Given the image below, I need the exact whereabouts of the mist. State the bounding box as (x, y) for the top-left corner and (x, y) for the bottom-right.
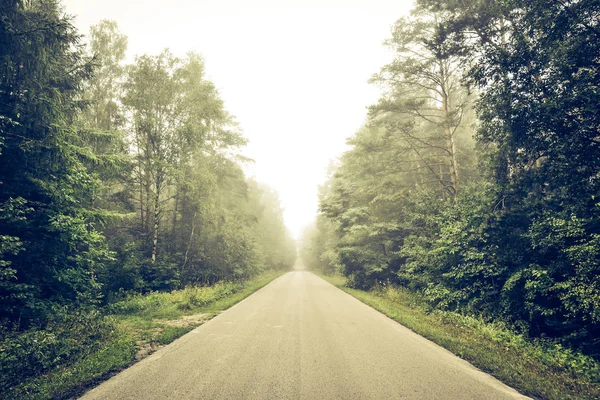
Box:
(64, 0), (413, 238)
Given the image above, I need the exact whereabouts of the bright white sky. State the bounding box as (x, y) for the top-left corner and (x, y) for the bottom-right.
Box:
(63, 0), (413, 239)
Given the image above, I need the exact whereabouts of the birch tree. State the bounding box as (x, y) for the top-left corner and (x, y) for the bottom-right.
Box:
(370, 8), (472, 198)
(123, 50), (179, 263)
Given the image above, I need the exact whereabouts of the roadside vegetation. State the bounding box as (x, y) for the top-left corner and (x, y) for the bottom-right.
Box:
(0, 271), (284, 400)
(0, 2), (295, 399)
(320, 274), (600, 400)
(301, 1), (600, 397)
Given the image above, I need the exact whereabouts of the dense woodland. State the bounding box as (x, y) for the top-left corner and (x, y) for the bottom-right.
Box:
(2, 0), (600, 397)
(0, 1), (295, 334)
(301, 0), (600, 358)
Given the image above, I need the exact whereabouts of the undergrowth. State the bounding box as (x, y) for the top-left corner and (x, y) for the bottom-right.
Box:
(108, 281), (245, 317)
(0, 270), (285, 400)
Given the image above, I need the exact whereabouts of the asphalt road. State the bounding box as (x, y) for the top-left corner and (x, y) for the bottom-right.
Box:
(81, 271), (529, 399)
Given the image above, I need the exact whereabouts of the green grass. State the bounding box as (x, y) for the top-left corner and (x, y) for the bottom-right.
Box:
(111, 271), (285, 348)
(7, 328), (136, 400)
(3, 270), (286, 400)
(318, 273), (600, 400)
(155, 325), (196, 345)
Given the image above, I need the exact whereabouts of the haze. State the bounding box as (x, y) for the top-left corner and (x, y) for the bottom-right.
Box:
(63, 0), (413, 238)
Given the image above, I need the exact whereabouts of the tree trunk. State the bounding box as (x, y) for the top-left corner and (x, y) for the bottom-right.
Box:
(440, 163), (447, 201)
(440, 61), (459, 197)
(172, 187), (179, 238)
(152, 191), (160, 264)
(139, 163), (145, 230)
(145, 177), (152, 231)
(182, 211), (197, 272)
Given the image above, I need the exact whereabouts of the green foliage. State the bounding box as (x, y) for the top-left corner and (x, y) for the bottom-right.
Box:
(84, 19), (128, 131)
(7, 329), (134, 400)
(307, 0), (600, 363)
(420, 0), (600, 352)
(115, 45), (295, 288)
(0, 310), (135, 400)
(107, 282), (244, 316)
(154, 326), (192, 345)
(0, 6), (295, 399)
(0, 271), (282, 400)
(0, 0), (113, 328)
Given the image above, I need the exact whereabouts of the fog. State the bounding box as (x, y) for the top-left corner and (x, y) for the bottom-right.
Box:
(63, 0), (413, 238)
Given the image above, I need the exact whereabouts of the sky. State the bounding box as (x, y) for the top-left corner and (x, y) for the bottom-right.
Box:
(62, 0), (414, 239)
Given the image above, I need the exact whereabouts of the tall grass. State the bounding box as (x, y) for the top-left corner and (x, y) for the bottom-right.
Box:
(108, 281), (244, 317)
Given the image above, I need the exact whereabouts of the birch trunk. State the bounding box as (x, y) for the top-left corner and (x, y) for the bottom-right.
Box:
(151, 191), (160, 264)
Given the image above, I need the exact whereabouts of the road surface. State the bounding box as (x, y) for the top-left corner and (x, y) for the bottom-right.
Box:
(81, 271), (529, 399)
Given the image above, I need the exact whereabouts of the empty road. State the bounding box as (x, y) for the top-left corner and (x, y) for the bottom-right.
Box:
(81, 271), (528, 399)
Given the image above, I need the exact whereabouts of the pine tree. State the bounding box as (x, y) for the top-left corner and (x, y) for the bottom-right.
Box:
(0, 0), (111, 328)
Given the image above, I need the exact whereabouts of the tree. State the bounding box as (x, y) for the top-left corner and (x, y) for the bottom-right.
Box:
(83, 19), (128, 131)
(369, 8), (475, 199)
(314, 10), (480, 287)
(0, 0), (111, 327)
(418, 0), (600, 351)
(122, 50), (180, 264)
(249, 181), (296, 271)
(78, 20), (132, 216)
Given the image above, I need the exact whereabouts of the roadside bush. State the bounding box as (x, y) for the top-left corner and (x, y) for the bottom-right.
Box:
(0, 310), (130, 397)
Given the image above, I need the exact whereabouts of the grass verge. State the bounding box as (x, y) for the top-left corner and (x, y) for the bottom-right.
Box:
(112, 270), (286, 351)
(3, 270), (286, 400)
(318, 273), (600, 400)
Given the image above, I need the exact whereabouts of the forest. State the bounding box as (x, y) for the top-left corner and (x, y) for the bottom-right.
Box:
(0, 1), (295, 397)
(301, 0), (600, 360)
(2, 0), (600, 398)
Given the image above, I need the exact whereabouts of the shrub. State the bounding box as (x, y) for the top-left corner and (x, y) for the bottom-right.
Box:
(0, 310), (130, 397)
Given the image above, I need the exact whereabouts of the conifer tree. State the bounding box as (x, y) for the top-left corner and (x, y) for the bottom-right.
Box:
(0, 0), (111, 327)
